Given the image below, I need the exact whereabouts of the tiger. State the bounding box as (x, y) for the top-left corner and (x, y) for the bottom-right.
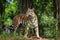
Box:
(24, 8), (40, 37)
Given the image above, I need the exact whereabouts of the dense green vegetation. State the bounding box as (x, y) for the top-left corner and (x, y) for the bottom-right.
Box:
(0, 0), (57, 39)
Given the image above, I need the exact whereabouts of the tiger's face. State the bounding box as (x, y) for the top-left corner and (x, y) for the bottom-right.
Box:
(26, 8), (35, 17)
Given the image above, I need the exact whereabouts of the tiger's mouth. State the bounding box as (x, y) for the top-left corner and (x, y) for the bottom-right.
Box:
(26, 14), (31, 17)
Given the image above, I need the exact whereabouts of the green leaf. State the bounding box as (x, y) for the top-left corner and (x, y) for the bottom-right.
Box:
(5, 18), (12, 26)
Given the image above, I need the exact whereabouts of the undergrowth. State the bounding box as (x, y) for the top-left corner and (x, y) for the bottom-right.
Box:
(0, 32), (37, 40)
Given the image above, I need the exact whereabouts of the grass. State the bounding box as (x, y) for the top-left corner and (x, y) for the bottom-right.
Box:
(0, 32), (24, 40)
(0, 32), (38, 40)
(0, 31), (55, 40)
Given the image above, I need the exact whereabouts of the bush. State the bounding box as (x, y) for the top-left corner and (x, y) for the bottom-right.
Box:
(1, 0), (19, 26)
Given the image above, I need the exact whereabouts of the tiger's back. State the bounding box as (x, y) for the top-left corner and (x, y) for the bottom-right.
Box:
(13, 13), (32, 29)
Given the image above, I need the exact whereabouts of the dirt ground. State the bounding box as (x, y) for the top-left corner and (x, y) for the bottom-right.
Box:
(26, 36), (55, 40)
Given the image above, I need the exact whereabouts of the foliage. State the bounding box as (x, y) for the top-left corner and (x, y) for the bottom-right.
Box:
(33, 0), (57, 38)
(4, 18), (12, 26)
(0, 32), (26, 40)
(5, 0), (18, 15)
(40, 14), (57, 37)
(1, 0), (19, 26)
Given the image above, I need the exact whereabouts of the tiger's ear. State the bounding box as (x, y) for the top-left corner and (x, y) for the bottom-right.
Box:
(32, 8), (34, 10)
(28, 8), (30, 10)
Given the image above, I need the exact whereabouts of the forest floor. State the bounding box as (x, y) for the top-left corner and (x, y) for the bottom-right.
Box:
(0, 35), (55, 40)
(0, 31), (55, 40)
(26, 36), (55, 40)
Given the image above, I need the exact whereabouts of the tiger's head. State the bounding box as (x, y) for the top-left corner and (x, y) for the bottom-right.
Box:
(26, 8), (35, 17)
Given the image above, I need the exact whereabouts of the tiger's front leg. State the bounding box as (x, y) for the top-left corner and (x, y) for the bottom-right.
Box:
(24, 27), (29, 38)
(35, 26), (39, 37)
(34, 21), (40, 37)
